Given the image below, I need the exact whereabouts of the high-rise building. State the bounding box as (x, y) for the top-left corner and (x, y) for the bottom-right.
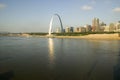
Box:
(92, 18), (100, 32)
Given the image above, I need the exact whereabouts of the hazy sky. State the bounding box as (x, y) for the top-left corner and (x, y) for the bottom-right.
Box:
(0, 0), (120, 32)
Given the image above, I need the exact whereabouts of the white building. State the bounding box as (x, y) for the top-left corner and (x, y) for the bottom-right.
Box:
(114, 22), (120, 32)
(65, 27), (70, 33)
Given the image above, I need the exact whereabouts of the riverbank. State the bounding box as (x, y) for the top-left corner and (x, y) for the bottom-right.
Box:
(1, 33), (120, 40)
(32, 33), (120, 40)
(46, 33), (120, 40)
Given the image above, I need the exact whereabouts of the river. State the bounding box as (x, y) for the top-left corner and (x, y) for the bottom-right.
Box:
(0, 36), (120, 80)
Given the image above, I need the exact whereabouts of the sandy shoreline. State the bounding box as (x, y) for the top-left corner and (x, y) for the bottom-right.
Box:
(2, 33), (120, 40)
(28, 33), (120, 40)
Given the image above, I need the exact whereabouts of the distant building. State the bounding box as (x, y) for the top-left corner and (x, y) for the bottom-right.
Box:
(65, 27), (70, 33)
(56, 27), (61, 33)
(92, 18), (100, 32)
(109, 23), (115, 32)
(74, 27), (86, 32)
(70, 27), (74, 32)
(99, 26), (105, 32)
(100, 22), (106, 26)
(104, 21), (120, 32)
(85, 24), (92, 32)
(75, 27), (80, 32)
(104, 26), (109, 32)
(99, 22), (106, 32)
(79, 27), (86, 32)
(92, 26), (95, 32)
(114, 21), (120, 32)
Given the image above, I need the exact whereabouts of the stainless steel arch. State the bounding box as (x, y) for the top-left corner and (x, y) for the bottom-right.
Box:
(48, 14), (64, 35)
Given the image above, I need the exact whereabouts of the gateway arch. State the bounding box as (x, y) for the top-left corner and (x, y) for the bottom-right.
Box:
(48, 14), (64, 35)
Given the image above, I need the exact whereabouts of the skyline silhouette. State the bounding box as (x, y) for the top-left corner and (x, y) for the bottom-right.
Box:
(0, 0), (120, 33)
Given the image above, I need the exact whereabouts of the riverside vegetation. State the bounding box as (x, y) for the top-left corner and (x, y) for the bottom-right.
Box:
(28, 32), (120, 36)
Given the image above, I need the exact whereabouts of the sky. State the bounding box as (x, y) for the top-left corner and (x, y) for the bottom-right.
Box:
(0, 0), (120, 33)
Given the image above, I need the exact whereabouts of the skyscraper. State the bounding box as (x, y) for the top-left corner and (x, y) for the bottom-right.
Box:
(92, 18), (100, 32)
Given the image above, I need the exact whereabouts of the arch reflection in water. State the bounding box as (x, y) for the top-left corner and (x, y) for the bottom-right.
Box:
(48, 38), (55, 68)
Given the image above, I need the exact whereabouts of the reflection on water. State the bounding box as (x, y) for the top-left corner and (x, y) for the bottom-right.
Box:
(48, 38), (55, 68)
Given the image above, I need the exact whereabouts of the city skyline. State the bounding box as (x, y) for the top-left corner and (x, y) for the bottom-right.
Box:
(0, 0), (120, 33)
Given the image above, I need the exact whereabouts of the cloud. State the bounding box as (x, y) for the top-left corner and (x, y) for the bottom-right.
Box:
(81, 5), (93, 10)
(0, 3), (7, 9)
(113, 7), (120, 12)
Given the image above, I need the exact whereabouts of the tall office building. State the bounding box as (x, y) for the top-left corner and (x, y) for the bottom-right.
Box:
(92, 18), (100, 32)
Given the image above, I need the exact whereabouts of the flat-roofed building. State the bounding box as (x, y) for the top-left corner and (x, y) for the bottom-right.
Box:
(114, 21), (120, 32)
(85, 24), (92, 32)
(109, 23), (115, 32)
(79, 27), (86, 32)
(75, 27), (80, 32)
(70, 27), (74, 32)
(65, 27), (70, 33)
